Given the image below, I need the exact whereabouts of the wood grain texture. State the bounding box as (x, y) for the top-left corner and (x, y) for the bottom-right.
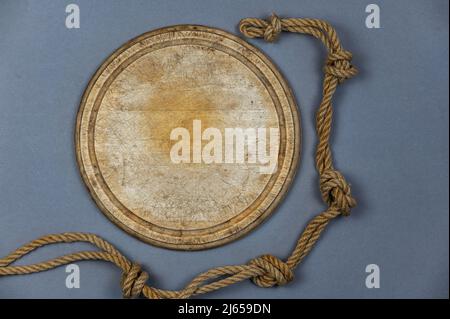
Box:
(75, 25), (301, 250)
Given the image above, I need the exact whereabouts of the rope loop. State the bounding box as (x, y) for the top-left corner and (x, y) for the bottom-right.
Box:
(239, 18), (267, 39)
(319, 169), (356, 216)
(239, 14), (281, 42)
(121, 263), (149, 298)
(249, 255), (294, 287)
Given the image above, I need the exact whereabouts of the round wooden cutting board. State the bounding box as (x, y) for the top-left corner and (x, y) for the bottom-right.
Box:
(75, 25), (301, 250)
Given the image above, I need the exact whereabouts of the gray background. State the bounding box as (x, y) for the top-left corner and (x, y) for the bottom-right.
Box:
(0, 0), (448, 299)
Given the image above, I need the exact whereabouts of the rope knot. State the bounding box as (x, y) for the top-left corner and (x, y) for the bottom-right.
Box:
(239, 14), (282, 42)
(324, 49), (357, 83)
(319, 169), (356, 216)
(121, 263), (149, 298)
(249, 255), (293, 288)
(263, 14), (282, 42)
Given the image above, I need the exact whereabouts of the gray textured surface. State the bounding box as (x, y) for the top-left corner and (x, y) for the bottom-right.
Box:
(0, 0), (448, 298)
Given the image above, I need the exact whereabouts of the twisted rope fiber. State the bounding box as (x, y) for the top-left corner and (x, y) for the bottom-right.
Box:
(0, 14), (357, 299)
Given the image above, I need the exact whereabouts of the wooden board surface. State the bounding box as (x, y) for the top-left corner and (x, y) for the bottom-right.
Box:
(75, 25), (301, 250)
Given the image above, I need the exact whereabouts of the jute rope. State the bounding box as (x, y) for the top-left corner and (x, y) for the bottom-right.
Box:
(0, 14), (357, 299)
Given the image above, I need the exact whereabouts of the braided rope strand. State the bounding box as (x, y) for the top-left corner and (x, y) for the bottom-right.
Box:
(0, 14), (358, 299)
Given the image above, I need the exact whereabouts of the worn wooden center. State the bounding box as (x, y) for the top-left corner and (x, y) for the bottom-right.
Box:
(76, 25), (300, 250)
